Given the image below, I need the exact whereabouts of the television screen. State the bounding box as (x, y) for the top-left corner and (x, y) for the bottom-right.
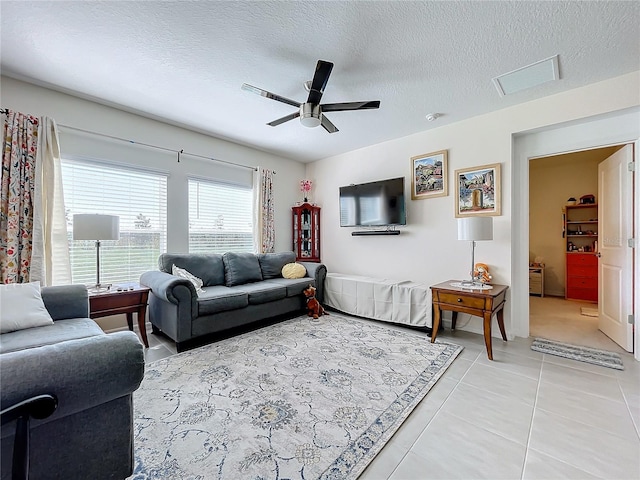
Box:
(339, 177), (406, 227)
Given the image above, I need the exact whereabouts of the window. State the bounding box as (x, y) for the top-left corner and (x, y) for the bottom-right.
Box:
(189, 178), (253, 253)
(62, 159), (167, 285)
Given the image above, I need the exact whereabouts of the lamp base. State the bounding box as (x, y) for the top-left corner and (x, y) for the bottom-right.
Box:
(87, 283), (112, 293)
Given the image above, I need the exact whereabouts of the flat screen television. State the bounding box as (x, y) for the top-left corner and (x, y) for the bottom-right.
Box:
(339, 177), (406, 227)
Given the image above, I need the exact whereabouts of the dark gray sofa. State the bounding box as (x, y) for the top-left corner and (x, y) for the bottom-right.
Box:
(0, 284), (145, 480)
(140, 251), (327, 352)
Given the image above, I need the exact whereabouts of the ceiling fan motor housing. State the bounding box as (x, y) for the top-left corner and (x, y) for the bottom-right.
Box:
(300, 103), (322, 128)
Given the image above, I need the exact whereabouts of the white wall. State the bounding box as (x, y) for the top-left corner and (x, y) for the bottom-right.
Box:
(308, 71), (640, 339)
(1, 76), (306, 253)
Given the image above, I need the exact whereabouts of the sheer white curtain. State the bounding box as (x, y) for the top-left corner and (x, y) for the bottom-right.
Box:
(31, 116), (71, 285)
(253, 167), (275, 254)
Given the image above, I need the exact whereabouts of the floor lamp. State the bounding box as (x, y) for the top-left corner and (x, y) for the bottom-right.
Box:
(73, 214), (120, 291)
(457, 216), (493, 287)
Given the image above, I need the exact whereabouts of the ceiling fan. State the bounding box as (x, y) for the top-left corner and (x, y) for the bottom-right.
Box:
(242, 60), (380, 133)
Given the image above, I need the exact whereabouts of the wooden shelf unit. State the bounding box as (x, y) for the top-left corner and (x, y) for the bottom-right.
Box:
(564, 204), (598, 302)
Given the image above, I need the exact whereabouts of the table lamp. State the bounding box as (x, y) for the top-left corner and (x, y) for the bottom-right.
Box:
(73, 214), (120, 291)
(457, 216), (493, 287)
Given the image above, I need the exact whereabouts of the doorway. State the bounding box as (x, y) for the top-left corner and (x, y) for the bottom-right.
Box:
(528, 145), (627, 352)
(512, 107), (640, 361)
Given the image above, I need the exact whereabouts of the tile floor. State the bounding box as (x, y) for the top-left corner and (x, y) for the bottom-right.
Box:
(136, 309), (640, 480)
(529, 295), (628, 353)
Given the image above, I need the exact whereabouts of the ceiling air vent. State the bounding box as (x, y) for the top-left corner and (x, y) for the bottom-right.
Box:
(492, 55), (560, 96)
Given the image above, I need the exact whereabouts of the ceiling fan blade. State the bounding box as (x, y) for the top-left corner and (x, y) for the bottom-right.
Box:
(321, 100), (381, 112)
(320, 114), (339, 133)
(307, 60), (334, 105)
(267, 111), (300, 127)
(242, 83), (301, 108)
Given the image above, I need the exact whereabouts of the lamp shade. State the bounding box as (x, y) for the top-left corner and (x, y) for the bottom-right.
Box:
(73, 214), (120, 241)
(457, 217), (493, 241)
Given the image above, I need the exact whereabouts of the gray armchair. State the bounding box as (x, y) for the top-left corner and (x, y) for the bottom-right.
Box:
(0, 285), (145, 480)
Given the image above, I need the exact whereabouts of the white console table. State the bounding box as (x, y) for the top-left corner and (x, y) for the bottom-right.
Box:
(324, 273), (430, 327)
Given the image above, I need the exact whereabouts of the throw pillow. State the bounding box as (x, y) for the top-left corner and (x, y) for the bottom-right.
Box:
(258, 251), (296, 279)
(282, 262), (307, 279)
(222, 252), (263, 286)
(0, 282), (54, 334)
(172, 264), (205, 295)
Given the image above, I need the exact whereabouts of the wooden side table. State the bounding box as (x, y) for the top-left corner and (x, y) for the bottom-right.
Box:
(430, 280), (509, 360)
(89, 284), (150, 348)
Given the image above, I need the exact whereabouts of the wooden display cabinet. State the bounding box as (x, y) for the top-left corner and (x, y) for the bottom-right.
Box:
(292, 203), (321, 262)
(564, 204), (598, 302)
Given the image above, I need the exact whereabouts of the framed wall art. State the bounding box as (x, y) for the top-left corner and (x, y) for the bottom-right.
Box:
(455, 163), (501, 217)
(410, 149), (448, 200)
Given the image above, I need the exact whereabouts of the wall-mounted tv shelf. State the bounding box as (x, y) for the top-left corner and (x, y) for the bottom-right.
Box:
(351, 230), (401, 236)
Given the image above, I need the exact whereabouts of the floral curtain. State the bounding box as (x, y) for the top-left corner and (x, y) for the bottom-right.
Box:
(1, 110), (39, 283)
(253, 167), (275, 254)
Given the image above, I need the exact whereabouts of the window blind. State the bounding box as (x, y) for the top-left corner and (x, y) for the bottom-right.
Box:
(188, 178), (254, 253)
(61, 159), (168, 285)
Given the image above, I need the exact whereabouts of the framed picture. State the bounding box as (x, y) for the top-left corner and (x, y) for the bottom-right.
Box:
(455, 163), (501, 217)
(410, 149), (448, 200)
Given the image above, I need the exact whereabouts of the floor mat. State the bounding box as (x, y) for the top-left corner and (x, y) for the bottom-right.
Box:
(531, 337), (623, 370)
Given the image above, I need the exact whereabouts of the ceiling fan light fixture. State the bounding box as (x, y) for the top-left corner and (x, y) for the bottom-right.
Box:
(242, 60), (380, 133)
(300, 103), (322, 128)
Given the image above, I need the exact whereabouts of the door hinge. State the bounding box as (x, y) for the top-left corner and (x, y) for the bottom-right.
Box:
(629, 161), (636, 172)
(628, 314), (635, 325)
(629, 238), (637, 248)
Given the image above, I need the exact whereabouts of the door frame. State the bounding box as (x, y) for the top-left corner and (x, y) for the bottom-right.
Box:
(512, 106), (640, 361)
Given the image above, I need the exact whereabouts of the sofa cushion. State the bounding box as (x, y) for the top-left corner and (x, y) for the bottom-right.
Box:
(159, 253), (225, 287)
(263, 278), (315, 298)
(234, 282), (287, 305)
(258, 251), (296, 279)
(0, 282), (54, 334)
(197, 286), (249, 316)
(223, 252), (263, 286)
(0, 318), (104, 354)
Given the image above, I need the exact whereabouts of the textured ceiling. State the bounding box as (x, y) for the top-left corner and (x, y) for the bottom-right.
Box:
(1, 1), (639, 163)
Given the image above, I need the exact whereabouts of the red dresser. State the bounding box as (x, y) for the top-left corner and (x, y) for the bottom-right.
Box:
(566, 253), (597, 302)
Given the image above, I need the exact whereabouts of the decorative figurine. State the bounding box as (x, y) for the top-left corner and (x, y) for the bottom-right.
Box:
(473, 263), (492, 284)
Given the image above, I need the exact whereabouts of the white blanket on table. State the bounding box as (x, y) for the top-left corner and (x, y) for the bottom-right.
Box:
(325, 273), (430, 327)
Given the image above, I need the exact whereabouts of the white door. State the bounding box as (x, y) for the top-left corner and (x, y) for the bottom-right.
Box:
(598, 144), (633, 351)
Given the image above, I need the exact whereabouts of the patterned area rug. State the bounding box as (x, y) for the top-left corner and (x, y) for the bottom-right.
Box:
(130, 313), (462, 479)
(531, 337), (624, 370)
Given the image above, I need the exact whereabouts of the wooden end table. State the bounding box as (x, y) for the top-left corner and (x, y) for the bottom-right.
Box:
(430, 280), (509, 360)
(89, 283), (150, 348)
